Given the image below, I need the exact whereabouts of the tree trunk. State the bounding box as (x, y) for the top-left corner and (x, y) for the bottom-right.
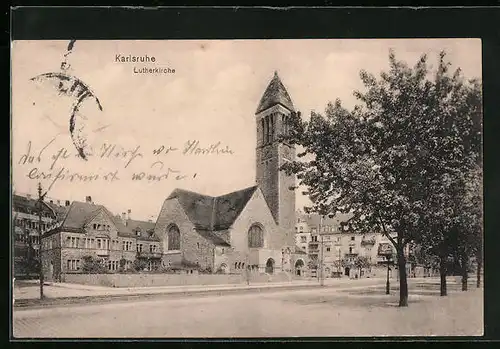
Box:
(397, 249), (408, 307)
(461, 253), (468, 291)
(440, 255), (447, 296)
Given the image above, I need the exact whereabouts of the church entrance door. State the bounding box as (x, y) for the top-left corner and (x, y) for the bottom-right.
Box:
(265, 258), (275, 274)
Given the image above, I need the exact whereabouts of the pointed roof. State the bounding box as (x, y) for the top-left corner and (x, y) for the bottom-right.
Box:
(55, 201), (133, 236)
(166, 186), (259, 232)
(256, 71), (295, 114)
(126, 219), (160, 241)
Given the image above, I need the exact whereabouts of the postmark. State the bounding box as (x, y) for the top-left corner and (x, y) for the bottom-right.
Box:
(30, 40), (104, 161)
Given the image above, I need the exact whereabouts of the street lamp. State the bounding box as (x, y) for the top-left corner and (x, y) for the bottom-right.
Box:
(37, 183), (47, 300)
(385, 253), (393, 295)
(318, 215), (325, 286)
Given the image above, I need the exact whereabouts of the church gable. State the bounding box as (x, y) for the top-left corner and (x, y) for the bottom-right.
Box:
(230, 187), (278, 251)
(155, 197), (196, 250)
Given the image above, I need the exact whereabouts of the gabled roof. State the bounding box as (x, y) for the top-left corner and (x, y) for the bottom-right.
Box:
(126, 219), (160, 241)
(46, 202), (70, 221)
(214, 186), (260, 230)
(13, 194), (56, 218)
(57, 201), (133, 235)
(256, 71), (295, 114)
(166, 186), (259, 231)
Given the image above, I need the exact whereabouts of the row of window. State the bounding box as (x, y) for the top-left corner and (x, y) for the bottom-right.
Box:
(307, 235), (359, 243)
(14, 207), (53, 218)
(91, 223), (111, 231)
(15, 234), (41, 245)
(260, 113), (291, 146)
(63, 236), (158, 252)
(14, 219), (52, 232)
(137, 243), (159, 253)
(67, 259), (80, 271)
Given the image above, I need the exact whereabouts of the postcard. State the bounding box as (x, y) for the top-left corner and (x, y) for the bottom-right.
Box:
(11, 39), (483, 338)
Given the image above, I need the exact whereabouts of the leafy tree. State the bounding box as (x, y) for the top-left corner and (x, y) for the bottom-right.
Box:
(414, 54), (482, 296)
(449, 165), (483, 291)
(132, 258), (148, 272)
(281, 50), (481, 306)
(81, 256), (109, 274)
(353, 256), (371, 276)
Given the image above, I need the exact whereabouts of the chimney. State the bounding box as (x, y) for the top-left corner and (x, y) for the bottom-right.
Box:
(127, 209), (131, 220)
(57, 200), (61, 206)
(65, 200), (70, 207)
(50, 200), (53, 204)
(122, 212), (127, 224)
(86, 196), (92, 204)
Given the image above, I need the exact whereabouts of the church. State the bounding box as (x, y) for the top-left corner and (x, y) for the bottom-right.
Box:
(154, 71), (307, 275)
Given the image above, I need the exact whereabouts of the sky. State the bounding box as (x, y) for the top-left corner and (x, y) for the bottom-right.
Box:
(11, 39), (482, 221)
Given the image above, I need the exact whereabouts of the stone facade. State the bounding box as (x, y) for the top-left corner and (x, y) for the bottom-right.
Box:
(41, 200), (162, 281)
(12, 194), (63, 277)
(154, 197), (214, 270)
(255, 103), (296, 238)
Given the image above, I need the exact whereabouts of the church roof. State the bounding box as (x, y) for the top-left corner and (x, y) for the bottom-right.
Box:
(256, 71), (295, 114)
(166, 186), (259, 233)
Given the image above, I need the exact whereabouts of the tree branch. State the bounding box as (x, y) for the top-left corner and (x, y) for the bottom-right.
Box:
(377, 211), (399, 249)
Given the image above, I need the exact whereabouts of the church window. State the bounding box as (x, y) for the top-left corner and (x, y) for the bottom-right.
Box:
(167, 225), (181, 250)
(261, 118), (265, 146)
(248, 224), (264, 248)
(265, 116), (270, 144)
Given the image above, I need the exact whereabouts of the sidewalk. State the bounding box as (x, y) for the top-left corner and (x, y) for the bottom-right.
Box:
(13, 279), (321, 306)
(12, 276), (450, 308)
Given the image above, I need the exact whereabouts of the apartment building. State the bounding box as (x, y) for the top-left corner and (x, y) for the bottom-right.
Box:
(41, 197), (162, 281)
(12, 194), (68, 277)
(295, 212), (412, 278)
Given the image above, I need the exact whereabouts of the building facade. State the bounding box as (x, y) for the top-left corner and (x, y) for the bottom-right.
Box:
(296, 212), (413, 278)
(41, 197), (163, 281)
(12, 194), (64, 277)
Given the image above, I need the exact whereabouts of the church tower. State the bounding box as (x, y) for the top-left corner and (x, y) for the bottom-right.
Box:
(255, 71), (296, 244)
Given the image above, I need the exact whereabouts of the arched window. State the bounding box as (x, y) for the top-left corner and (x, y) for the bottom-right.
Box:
(234, 262), (238, 269)
(248, 224), (264, 248)
(167, 225), (180, 250)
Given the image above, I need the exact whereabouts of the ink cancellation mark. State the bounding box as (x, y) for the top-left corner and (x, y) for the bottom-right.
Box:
(30, 40), (104, 161)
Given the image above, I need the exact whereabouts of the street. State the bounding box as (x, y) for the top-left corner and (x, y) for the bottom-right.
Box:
(13, 278), (483, 338)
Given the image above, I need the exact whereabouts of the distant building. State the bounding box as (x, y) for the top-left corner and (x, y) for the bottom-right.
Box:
(41, 196), (163, 281)
(12, 194), (67, 277)
(295, 212), (412, 278)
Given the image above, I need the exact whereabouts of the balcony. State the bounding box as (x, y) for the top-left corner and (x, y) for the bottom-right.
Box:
(96, 249), (109, 256)
(361, 238), (376, 246)
(137, 251), (162, 259)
